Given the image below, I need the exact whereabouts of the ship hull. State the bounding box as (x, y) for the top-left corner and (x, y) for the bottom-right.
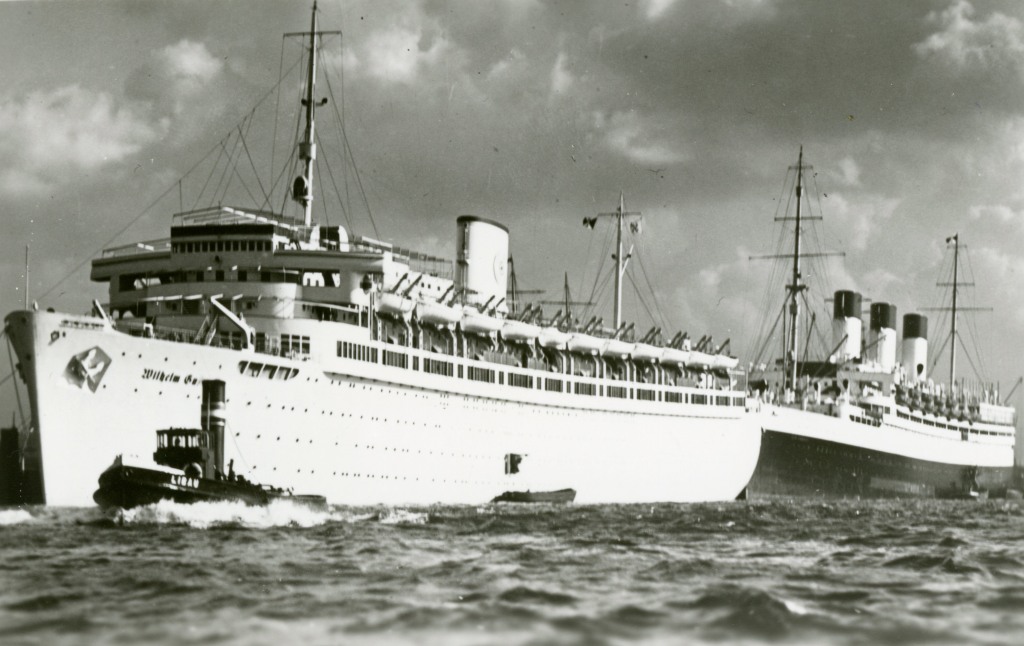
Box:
(749, 405), (1015, 499)
(5, 310), (761, 507)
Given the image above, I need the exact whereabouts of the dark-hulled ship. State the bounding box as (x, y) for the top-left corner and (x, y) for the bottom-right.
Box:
(746, 149), (1016, 499)
(93, 380), (325, 509)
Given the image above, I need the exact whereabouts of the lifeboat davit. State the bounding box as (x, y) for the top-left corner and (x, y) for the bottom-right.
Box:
(416, 299), (461, 327)
(377, 293), (414, 320)
(538, 327), (571, 349)
(602, 339), (634, 359)
(568, 334), (605, 355)
(502, 319), (541, 342)
(461, 308), (503, 335)
(632, 343), (662, 363)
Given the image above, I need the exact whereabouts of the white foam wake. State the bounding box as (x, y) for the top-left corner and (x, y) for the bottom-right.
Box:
(0, 509), (34, 525)
(114, 499), (351, 529)
(110, 500), (430, 529)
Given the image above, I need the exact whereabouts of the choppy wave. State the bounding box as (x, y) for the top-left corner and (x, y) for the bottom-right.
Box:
(2, 500), (1023, 645)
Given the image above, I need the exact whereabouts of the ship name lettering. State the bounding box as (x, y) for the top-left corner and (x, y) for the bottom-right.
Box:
(141, 368), (182, 383)
(170, 475), (199, 488)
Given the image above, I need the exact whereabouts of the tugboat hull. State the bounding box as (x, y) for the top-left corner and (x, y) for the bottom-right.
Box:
(93, 459), (326, 509)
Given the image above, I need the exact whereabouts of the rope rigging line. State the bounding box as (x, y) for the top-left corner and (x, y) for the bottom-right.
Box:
(316, 131), (353, 230)
(236, 117), (272, 206)
(269, 35), (287, 192)
(631, 230), (673, 332)
(582, 221), (615, 320)
(625, 270), (659, 332)
(321, 44), (381, 240)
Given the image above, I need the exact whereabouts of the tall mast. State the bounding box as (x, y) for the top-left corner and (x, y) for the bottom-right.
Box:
(24, 244), (29, 310)
(299, 2), (320, 227)
(949, 233), (959, 392)
(786, 147), (806, 389)
(614, 192), (625, 329)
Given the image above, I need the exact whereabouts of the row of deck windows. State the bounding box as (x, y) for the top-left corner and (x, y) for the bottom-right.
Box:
(895, 409), (1011, 437)
(172, 240), (272, 253)
(267, 334), (741, 407)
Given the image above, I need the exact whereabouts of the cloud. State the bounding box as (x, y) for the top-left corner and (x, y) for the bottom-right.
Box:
(349, 24), (453, 85)
(970, 246), (1024, 323)
(969, 204), (1024, 231)
(830, 157), (861, 187)
(914, 1), (1024, 74)
(644, 0), (678, 21)
(126, 40), (223, 113)
(0, 85), (165, 197)
(827, 192), (901, 251)
(550, 51), (574, 95)
(595, 110), (689, 165)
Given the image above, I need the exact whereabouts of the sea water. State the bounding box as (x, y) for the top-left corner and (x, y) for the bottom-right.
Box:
(1, 500), (1023, 645)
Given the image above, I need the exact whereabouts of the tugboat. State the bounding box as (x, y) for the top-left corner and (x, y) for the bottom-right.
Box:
(93, 380), (326, 509)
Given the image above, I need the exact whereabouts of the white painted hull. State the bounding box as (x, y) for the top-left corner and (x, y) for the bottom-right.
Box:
(758, 403), (1012, 467)
(6, 310), (761, 507)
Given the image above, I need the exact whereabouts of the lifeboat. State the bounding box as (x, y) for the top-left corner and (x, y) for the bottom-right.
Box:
(686, 351), (715, 369)
(602, 339), (634, 359)
(538, 327), (571, 349)
(661, 348), (691, 365)
(461, 308), (503, 335)
(502, 319), (541, 342)
(567, 333), (605, 355)
(712, 354), (740, 370)
(632, 343), (662, 363)
(377, 292), (414, 319)
(416, 299), (461, 327)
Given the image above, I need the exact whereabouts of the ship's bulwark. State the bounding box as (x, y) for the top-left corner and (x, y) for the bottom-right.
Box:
(5, 309), (761, 507)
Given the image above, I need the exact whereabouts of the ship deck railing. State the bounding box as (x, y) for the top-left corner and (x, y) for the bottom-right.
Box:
(100, 239), (172, 259)
(97, 205), (452, 278)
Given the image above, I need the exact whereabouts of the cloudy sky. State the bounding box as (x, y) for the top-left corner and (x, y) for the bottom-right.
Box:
(2, 0), (1024, 408)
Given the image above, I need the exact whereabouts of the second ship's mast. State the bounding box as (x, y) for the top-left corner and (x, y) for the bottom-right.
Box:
(785, 148), (807, 389)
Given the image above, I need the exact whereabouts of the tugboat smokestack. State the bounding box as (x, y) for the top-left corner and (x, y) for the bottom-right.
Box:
(201, 380), (226, 479)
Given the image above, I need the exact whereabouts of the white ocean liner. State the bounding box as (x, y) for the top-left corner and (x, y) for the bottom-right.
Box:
(2, 4), (759, 507)
(747, 149), (1016, 499)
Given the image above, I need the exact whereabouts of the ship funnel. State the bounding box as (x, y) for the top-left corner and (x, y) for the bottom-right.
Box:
(831, 290), (862, 363)
(201, 380), (226, 479)
(869, 302), (898, 371)
(901, 314), (928, 382)
(456, 216), (509, 314)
